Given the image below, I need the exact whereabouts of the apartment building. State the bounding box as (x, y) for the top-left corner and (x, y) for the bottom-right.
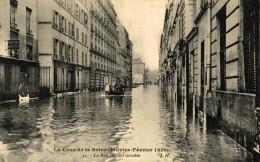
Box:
(159, 0), (260, 152)
(37, 0), (90, 94)
(89, 0), (118, 91)
(159, 0), (195, 106)
(0, 0), (39, 101)
(117, 20), (133, 87)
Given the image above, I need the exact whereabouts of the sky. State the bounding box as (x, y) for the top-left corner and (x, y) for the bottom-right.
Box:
(111, 0), (167, 70)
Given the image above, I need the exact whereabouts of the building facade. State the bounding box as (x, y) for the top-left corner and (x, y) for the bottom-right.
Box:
(89, 0), (118, 91)
(117, 20), (133, 87)
(133, 58), (145, 85)
(159, 0), (195, 106)
(0, 0), (39, 101)
(37, 0), (90, 95)
(159, 0), (260, 152)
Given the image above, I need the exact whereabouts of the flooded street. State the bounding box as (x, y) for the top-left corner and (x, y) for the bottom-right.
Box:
(0, 85), (254, 162)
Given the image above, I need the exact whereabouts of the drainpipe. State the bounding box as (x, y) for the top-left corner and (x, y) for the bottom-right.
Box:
(208, 0), (212, 92)
(203, 0), (212, 123)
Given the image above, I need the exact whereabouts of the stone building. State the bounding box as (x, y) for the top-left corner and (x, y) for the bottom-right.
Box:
(117, 20), (133, 87)
(89, 0), (118, 91)
(0, 0), (40, 101)
(133, 58), (145, 85)
(159, 0), (260, 152)
(37, 0), (90, 94)
(159, 0), (195, 106)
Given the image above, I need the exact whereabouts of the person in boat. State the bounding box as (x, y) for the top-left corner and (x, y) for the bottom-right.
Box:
(116, 81), (124, 93)
(112, 82), (117, 92)
(19, 83), (29, 97)
(105, 83), (111, 95)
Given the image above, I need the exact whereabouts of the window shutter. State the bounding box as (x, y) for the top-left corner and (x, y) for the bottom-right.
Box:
(68, 22), (71, 36)
(53, 39), (57, 58)
(72, 24), (75, 37)
(65, 19), (67, 33)
(52, 10), (55, 27)
(71, 47), (74, 62)
(59, 41), (62, 59)
(59, 15), (62, 30)
(64, 44), (67, 61)
(85, 34), (87, 46)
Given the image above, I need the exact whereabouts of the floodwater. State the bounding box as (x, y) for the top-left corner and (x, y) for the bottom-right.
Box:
(0, 85), (254, 162)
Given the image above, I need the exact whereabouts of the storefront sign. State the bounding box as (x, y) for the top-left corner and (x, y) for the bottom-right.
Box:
(8, 40), (19, 49)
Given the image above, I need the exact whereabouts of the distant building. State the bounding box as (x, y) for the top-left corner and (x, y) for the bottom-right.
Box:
(132, 58), (145, 85)
(0, 0), (39, 101)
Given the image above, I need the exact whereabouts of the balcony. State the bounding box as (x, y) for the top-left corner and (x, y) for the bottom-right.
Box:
(26, 29), (33, 37)
(10, 22), (19, 32)
(194, 0), (209, 24)
(10, 0), (18, 5)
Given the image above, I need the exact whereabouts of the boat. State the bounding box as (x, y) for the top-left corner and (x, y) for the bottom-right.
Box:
(106, 89), (124, 95)
(105, 84), (124, 95)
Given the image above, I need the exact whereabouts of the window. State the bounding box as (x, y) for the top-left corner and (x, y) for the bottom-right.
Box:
(61, 16), (65, 32)
(10, 1), (17, 29)
(217, 7), (226, 91)
(76, 28), (79, 40)
(26, 8), (32, 35)
(85, 34), (87, 46)
(53, 39), (58, 59)
(59, 15), (62, 31)
(85, 53), (88, 66)
(244, 0), (259, 93)
(59, 41), (62, 59)
(76, 49), (79, 63)
(26, 45), (32, 60)
(64, 19), (67, 33)
(82, 52), (84, 65)
(82, 32), (84, 44)
(68, 45), (71, 62)
(72, 24), (75, 37)
(53, 11), (59, 29)
(68, 22), (71, 36)
(71, 47), (74, 62)
(61, 42), (65, 60)
(84, 13), (88, 25)
(81, 10), (84, 22)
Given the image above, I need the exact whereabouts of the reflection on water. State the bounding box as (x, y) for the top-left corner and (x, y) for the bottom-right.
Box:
(0, 85), (253, 162)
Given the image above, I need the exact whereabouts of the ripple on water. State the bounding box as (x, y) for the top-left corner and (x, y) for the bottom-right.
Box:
(0, 86), (254, 161)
